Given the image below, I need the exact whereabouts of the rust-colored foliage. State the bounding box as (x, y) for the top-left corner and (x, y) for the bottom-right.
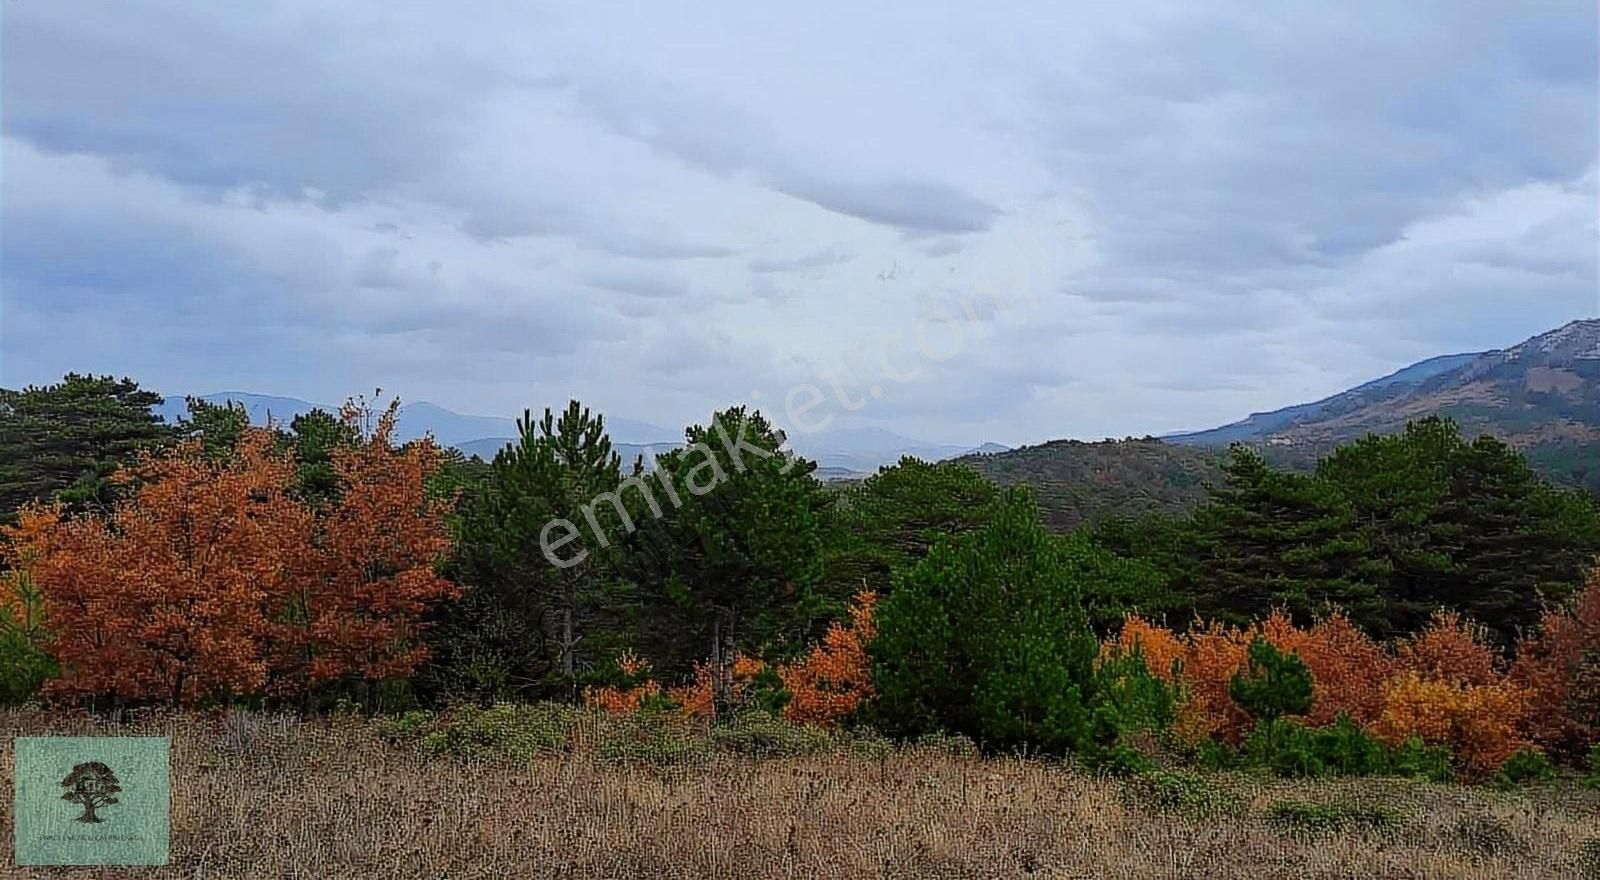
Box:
(5, 402), (456, 707)
(1370, 672), (1530, 774)
(1395, 611), (1499, 688)
(671, 653), (768, 718)
(7, 433), (311, 705)
(276, 401), (457, 689)
(1105, 605), (1534, 770)
(779, 591), (877, 726)
(1513, 568), (1600, 758)
(584, 652), (664, 716)
(1171, 619), (1256, 742)
(1374, 609), (1532, 774)
(1264, 608), (1392, 727)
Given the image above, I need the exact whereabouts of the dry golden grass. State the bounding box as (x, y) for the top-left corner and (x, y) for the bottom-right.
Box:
(2, 709), (1597, 879)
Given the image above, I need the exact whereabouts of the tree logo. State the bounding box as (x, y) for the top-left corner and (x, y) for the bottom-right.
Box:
(60, 761), (123, 823)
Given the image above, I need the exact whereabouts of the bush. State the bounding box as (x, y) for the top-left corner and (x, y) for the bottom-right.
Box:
(374, 710), (434, 744)
(712, 711), (834, 757)
(595, 710), (715, 766)
(845, 727), (895, 761)
(415, 703), (578, 762)
(1091, 646), (1179, 737)
(1086, 743), (1152, 777)
(1387, 736), (1455, 783)
(1308, 714), (1390, 777)
(1129, 769), (1241, 820)
(1241, 719), (1323, 778)
(1265, 800), (1403, 837)
(1194, 738), (1239, 771)
(1493, 747), (1556, 787)
(1239, 718), (1456, 781)
(1585, 743), (1600, 789)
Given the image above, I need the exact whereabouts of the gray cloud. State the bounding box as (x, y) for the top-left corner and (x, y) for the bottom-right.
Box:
(747, 247), (854, 274)
(2, 1), (1594, 445)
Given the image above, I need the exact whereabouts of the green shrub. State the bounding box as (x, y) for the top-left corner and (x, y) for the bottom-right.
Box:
(1240, 718), (1456, 781)
(1086, 743), (1152, 777)
(415, 703), (577, 762)
(1584, 743), (1600, 789)
(0, 568), (56, 705)
(712, 711), (833, 757)
(1388, 736), (1455, 783)
(846, 728), (895, 761)
(1265, 800), (1403, 837)
(1129, 769), (1241, 820)
(1241, 719), (1323, 778)
(1091, 646), (1179, 740)
(1195, 738), (1239, 771)
(1494, 748), (1556, 787)
(596, 711), (715, 766)
(1309, 715), (1389, 777)
(374, 709), (435, 744)
(1229, 637), (1313, 725)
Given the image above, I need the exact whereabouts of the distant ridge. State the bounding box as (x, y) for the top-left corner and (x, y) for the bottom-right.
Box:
(1166, 319), (1600, 494)
(152, 393), (998, 477)
(1165, 352), (1481, 447)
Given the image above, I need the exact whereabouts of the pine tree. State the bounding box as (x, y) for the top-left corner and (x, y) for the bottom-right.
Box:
(446, 401), (629, 700)
(871, 488), (1117, 752)
(0, 374), (175, 520)
(628, 407), (829, 712)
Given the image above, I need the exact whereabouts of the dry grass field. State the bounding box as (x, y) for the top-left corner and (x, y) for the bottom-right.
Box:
(2, 709), (1597, 879)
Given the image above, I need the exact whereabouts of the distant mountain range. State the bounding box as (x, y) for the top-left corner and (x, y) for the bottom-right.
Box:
(152, 320), (1596, 504)
(1162, 353), (1483, 448)
(153, 394), (1006, 477)
(1168, 319), (1600, 459)
(963, 318), (1600, 529)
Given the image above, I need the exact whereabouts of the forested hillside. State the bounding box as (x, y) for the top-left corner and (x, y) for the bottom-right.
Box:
(956, 438), (1224, 530)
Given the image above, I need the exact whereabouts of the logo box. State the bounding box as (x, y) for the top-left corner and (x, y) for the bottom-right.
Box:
(13, 737), (170, 866)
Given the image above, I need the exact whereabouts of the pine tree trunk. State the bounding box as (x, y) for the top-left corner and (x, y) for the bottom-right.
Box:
(711, 614), (724, 721)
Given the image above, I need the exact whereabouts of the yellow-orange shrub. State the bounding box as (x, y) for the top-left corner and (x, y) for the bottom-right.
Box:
(779, 591), (877, 726)
(1371, 671), (1531, 774)
(584, 652), (664, 716)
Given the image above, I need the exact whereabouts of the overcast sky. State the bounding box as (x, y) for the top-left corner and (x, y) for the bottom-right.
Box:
(3, 2), (1596, 445)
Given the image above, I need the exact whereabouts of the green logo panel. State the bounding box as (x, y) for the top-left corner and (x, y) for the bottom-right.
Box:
(13, 737), (170, 866)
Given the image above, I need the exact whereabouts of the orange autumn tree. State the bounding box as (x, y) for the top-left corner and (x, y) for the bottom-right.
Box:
(8, 402), (457, 707)
(1367, 612), (1530, 774)
(1513, 567), (1600, 759)
(779, 590), (877, 726)
(273, 401), (457, 695)
(585, 591), (879, 726)
(1106, 609), (1389, 743)
(9, 433), (313, 706)
(1261, 608), (1392, 728)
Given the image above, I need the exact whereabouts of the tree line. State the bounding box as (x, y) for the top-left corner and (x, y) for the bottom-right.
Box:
(2, 374), (1598, 777)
